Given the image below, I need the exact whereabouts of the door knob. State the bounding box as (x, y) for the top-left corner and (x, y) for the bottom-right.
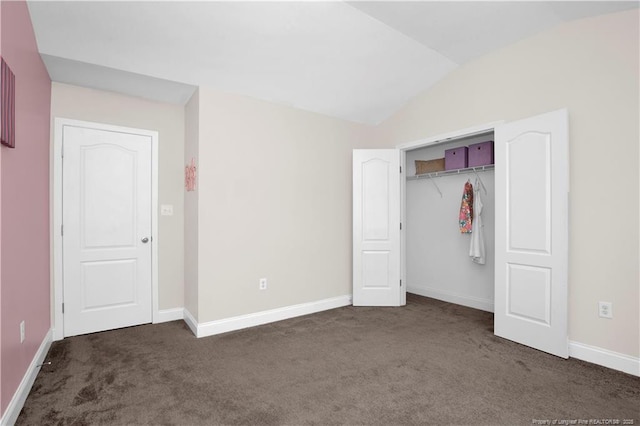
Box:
(141, 237), (149, 243)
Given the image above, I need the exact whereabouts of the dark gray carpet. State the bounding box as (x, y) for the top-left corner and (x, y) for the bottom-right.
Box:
(17, 294), (640, 425)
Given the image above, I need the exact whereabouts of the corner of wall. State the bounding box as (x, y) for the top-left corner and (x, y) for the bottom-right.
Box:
(183, 88), (200, 320)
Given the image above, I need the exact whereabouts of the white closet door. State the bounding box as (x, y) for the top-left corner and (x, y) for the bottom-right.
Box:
(353, 149), (402, 306)
(495, 109), (569, 358)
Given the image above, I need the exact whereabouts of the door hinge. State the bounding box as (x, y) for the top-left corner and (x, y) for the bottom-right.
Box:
(400, 166), (402, 173)
(61, 225), (64, 236)
(400, 280), (402, 287)
(61, 144), (64, 158)
(62, 303), (64, 314)
(400, 223), (402, 230)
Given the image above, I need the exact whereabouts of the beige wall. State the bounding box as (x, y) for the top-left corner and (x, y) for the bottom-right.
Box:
(377, 10), (640, 357)
(194, 87), (380, 322)
(51, 83), (185, 310)
(184, 89), (199, 319)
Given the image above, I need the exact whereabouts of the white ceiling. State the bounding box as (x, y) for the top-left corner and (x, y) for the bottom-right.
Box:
(27, 1), (638, 125)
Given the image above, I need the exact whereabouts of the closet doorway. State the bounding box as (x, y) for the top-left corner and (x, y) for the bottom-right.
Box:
(404, 132), (495, 314)
(353, 109), (569, 358)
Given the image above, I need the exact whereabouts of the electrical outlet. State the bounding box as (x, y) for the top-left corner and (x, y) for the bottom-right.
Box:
(259, 278), (267, 290)
(20, 321), (25, 343)
(598, 301), (613, 319)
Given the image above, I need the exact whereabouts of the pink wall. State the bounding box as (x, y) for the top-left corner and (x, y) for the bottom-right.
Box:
(0, 0), (51, 416)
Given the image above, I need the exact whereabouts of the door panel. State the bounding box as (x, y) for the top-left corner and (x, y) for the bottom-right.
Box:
(63, 125), (152, 337)
(507, 132), (551, 253)
(81, 259), (137, 309)
(507, 264), (551, 325)
(362, 158), (391, 240)
(362, 251), (391, 288)
(81, 144), (137, 248)
(495, 109), (569, 358)
(353, 150), (401, 306)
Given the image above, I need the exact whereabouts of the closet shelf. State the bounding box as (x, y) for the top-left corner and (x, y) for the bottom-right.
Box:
(407, 164), (494, 181)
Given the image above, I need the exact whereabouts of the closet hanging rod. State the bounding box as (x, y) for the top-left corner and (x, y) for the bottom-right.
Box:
(406, 164), (494, 181)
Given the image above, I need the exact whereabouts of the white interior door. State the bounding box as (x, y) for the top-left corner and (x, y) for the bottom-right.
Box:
(494, 109), (569, 358)
(63, 124), (152, 337)
(353, 149), (402, 306)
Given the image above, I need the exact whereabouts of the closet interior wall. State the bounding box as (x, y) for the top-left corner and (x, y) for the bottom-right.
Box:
(405, 133), (495, 312)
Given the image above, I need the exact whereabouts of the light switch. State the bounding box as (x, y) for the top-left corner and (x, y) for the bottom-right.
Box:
(161, 204), (174, 216)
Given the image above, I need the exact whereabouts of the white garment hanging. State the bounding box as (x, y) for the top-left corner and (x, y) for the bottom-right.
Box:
(469, 179), (486, 264)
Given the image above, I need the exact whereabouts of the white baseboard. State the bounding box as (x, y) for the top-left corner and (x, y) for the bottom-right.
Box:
(1, 329), (52, 426)
(569, 341), (639, 377)
(155, 307), (184, 323)
(407, 285), (494, 313)
(188, 295), (352, 338)
(183, 308), (198, 336)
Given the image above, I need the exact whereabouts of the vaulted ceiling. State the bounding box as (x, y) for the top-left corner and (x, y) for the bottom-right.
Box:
(27, 1), (638, 124)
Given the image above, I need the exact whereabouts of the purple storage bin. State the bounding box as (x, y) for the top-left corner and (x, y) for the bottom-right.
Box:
(468, 141), (494, 167)
(445, 146), (468, 170)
